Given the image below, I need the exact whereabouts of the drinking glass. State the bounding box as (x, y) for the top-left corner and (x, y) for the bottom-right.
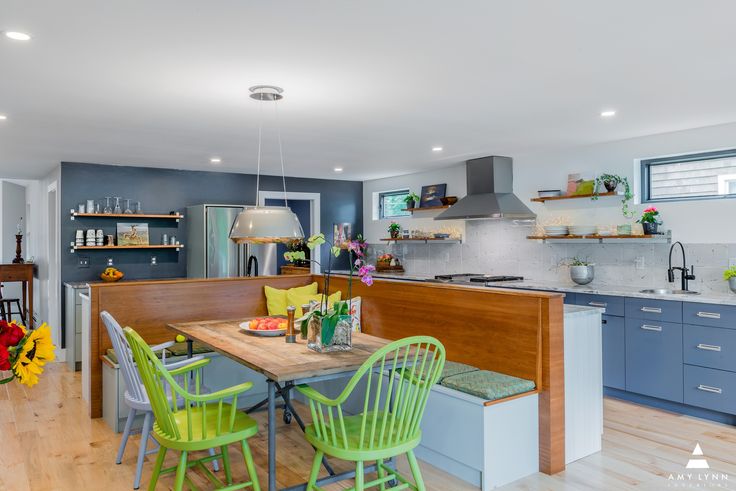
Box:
(124, 199), (133, 214)
(95, 201), (102, 214)
(135, 201), (143, 214)
(103, 197), (113, 214)
(113, 197), (122, 214)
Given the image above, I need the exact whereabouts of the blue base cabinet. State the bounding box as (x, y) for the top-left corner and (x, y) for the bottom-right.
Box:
(602, 315), (625, 390)
(625, 319), (683, 403)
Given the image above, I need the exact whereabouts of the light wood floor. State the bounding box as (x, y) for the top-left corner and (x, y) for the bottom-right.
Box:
(2, 364), (735, 491)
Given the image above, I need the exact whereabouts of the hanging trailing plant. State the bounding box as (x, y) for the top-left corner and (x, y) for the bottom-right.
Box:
(592, 174), (634, 218)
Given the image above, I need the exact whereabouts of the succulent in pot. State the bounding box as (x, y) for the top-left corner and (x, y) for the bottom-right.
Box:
(724, 267), (736, 294)
(403, 192), (420, 210)
(565, 257), (595, 285)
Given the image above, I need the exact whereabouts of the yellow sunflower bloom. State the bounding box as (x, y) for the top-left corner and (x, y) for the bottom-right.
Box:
(13, 324), (55, 387)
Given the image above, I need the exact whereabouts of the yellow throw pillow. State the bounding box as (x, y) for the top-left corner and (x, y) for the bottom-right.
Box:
(286, 291), (342, 317)
(264, 282), (319, 316)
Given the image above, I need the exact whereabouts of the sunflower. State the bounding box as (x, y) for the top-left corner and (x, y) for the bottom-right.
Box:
(13, 324), (55, 387)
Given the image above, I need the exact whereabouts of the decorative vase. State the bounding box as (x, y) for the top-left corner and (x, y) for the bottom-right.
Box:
(642, 222), (658, 235)
(307, 315), (352, 352)
(390, 229), (400, 239)
(604, 181), (618, 193)
(729, 277), (736, 294)
(570, 265), (594, 285)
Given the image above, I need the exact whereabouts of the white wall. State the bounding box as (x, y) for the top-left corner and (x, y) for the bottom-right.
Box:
(362, 163), (467, 243)
(0, 181), (27, 302)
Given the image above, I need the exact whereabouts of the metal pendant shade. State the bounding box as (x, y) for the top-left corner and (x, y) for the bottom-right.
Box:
(229, 85), (305, 244)
(229, 206), (304, 244)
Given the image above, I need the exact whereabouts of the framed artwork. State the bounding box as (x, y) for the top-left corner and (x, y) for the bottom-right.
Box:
(567, 173), (595, 196)
(116, 223), (150, 246)
(420, 183), (447, 207)
(333, 223), (351, 247)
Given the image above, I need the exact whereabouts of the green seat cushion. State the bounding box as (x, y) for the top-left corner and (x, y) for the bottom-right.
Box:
(440, 370), (536, 402)
(438, 361), (479, 383)
(165, 342), (213, 357)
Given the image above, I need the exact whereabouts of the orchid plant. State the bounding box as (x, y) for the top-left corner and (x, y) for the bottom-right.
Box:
(283, 233), (374, 343)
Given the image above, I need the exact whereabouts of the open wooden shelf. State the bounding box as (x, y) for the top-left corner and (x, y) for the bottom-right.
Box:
(71, 211), (184, 220)
(530, 192), (617, 203)
(381, 237), (461, 244)
(70, 244), (184, 252)
(527, 231), (671, 244)
(401, 205), (451, 212)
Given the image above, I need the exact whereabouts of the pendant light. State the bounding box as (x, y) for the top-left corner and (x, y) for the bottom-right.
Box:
(229, 85), (305, 244)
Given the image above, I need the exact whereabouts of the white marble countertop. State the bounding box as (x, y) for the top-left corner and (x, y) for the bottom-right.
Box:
(327, 270), (435, 282)
(564, 304), (605, 318)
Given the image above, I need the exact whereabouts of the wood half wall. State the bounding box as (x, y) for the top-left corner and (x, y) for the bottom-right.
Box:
(86, 275), (314, 418)
(328, 275), (566, 474)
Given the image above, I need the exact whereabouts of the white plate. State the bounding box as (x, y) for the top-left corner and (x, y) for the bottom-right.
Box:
(239, 321), (287, 337)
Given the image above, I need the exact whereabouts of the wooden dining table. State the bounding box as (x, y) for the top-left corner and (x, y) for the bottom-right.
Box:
(167, 318), (395, 491)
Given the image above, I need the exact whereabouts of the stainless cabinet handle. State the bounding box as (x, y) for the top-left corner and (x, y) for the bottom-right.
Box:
(641, 306), (662, 313)
(697, 384), (723, 394)
(696, 343), (722, 352)
(588, 301), (607, 307)
(697, 311), (721, 319)
(640, 324), (663, 332)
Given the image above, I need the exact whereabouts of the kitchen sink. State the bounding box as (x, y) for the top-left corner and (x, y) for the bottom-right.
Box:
(639, 288), (700, 295)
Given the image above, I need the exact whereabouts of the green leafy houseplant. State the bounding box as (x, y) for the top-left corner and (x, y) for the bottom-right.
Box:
(724, 267), (736, 281)
(593, 174), (634, 218)
(565, 257), (593, 267)
(403, 192), (420, 209)
(387, 221), (401, 238)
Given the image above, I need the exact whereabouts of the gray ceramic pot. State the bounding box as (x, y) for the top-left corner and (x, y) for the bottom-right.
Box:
(729, 277), (736, 294)
(570, 265), (595, 285)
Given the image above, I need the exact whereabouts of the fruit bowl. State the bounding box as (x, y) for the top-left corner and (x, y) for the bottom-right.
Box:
(439, 196), (458, 206)
(100, 272), (124, 282)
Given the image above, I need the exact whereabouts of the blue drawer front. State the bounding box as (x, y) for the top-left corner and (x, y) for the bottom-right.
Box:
(625, 297), (682, 323)
(563, 292), (576, 305)
(684, 324), (736, 373)
(575, 293), (625, 317)
(625, 319), (683, 403)
(683, 303), (736, 330)
(602, 315), (625, 390)
(684, 365), (736, 415)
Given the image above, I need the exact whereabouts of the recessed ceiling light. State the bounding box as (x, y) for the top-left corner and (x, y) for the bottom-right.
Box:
(600, 110), (616, 118)
(0, 115), (6, 120)
(432, 146), (443, 152)
(4, 31), (31, 41)
(333, 167), (344, 173)
(210, 157), (222, 164)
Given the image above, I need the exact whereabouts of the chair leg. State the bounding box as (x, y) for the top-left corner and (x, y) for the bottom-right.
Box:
(173, 451), (188, 491)
(148, 446), (167, 491)
(306, 450), (323, 491)
(241, 439), (260, 491)
(116, 408), (137, 464)
(376, 459), (386, 491)
(220, 445), (233, 485)
(355, 461), (364, 491)
(134, 411), (153, 489)
(406, 450), (426, 491)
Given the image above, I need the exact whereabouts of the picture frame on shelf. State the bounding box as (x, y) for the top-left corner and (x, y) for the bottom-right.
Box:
(333, 222), (351, 247)
(419, 183), (447, 207)
(116, 223), (150, 246)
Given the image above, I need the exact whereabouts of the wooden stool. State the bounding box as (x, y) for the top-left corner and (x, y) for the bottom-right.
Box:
(0, 283), (25, 324)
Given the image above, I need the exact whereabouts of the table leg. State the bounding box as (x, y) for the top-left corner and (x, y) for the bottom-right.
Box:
(268, 379), (277, 491)
(28, 277), (33, 329)
(186, 339), (193, 358)
(21, 281), (28, 328)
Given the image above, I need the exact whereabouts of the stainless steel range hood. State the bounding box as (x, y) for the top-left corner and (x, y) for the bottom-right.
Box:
(435, 156), (536, 220)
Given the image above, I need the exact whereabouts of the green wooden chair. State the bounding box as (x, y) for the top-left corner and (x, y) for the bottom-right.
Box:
(297, 335), (446, 491)
(124, 327), (261, 491)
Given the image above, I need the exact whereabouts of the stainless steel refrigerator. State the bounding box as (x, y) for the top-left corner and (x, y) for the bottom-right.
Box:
(186, 204), (277, 278)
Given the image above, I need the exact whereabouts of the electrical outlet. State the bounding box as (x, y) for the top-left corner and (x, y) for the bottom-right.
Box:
(106, 257), (114, 267)
(730, 258), (736, 268)
(635, 256), (645, 270)
(78, 256), (90, 268)
(151, 256), (157, 265)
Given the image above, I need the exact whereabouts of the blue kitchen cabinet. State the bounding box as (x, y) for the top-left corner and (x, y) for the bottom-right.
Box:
(684, 365), (736, 415)
(602, 315), (625, 390)
(625, 318), (683, 403)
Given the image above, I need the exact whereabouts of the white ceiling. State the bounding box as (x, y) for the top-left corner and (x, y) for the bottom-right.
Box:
(1, 0), (736, 181)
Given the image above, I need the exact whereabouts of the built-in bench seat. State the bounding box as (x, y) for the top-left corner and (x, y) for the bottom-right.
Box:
(416, 360), (539, 490)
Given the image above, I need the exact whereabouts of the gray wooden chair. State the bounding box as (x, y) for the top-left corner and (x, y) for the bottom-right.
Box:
(101, 311), (219, 489)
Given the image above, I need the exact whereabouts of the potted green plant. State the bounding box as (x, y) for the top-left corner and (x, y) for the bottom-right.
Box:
(388, 221), (401, 239)
(637, 206), (661, 235)
(564, 257), (595, 285)
(403, 192), (420, 210)
(724, 267), (736, 294)
(593, 174), (633, 217)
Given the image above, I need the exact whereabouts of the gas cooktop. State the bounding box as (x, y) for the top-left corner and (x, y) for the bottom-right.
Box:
(432, 274), (524, 284)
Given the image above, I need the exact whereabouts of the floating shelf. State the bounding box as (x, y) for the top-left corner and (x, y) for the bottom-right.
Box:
(530, 192), (617, 203)
(527, 231), (671, 244)
(70, 211), (184, 221)
(401, 205), (451, 212)
(70, 244), (184, 253)
(381, 238), (461, 244)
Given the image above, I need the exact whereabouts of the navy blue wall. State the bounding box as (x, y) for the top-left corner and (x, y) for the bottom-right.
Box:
(60, 162), (362, 343)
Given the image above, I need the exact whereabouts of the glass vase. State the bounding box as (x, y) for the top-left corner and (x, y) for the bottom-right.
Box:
(307, 315), (353, 353)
